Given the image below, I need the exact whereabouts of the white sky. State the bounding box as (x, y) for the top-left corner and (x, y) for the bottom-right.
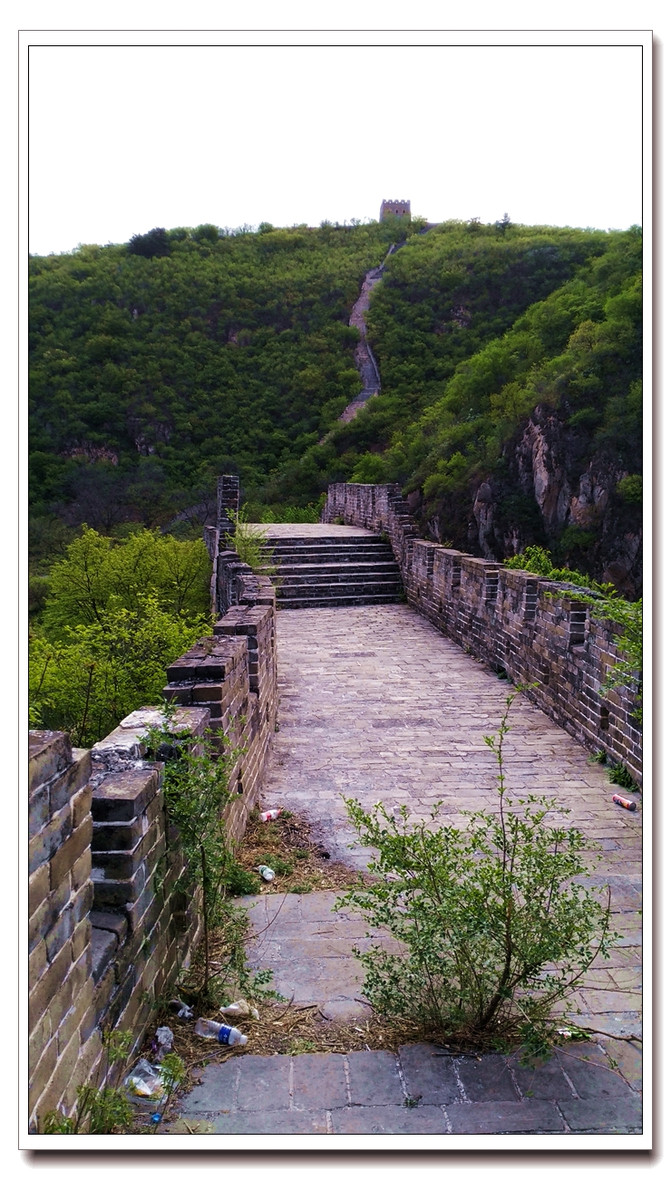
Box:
(27, 34), (644, 255)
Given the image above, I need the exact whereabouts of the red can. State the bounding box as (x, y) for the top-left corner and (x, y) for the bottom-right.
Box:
(612, 794), (637, 811)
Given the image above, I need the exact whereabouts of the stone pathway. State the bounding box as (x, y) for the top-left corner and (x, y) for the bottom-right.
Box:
(172, 603), (643, 1140)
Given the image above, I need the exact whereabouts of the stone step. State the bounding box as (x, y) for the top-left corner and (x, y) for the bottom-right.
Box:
(260, 562), (400, 581)
(277, 591), (402, 610)
(262, 548), (395, 567)
(277, 578), (402, 601)
(261, 535), (389, 548)
(260, 533), (402, 609)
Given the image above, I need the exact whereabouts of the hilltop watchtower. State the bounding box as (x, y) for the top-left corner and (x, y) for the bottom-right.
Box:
(379, 198), (411, 221)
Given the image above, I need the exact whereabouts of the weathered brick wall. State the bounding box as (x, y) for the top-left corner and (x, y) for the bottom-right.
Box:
(163, 603), (278, 842)
(323, 483), (642, 784)
(27, 577), (279, 1131)
(28, 733), (100, 1130)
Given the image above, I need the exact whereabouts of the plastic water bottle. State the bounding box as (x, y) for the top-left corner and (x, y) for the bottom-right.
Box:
(194, 1018), (248, 1046)
(258, 865), (275, 881)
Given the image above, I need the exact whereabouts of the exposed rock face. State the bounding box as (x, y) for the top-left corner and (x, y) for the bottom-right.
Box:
(468, 405), (642, 597)
(516, 411), (572, 531)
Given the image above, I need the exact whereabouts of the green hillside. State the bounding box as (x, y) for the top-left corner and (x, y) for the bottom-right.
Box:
(29, 216), (642, 592)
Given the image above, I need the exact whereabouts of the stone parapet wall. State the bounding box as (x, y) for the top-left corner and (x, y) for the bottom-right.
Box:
(27, 581), (279, 1131)
(323, 483), (642, 783)
(164, 602), (278, 843)
(28, 733), (98, 1131)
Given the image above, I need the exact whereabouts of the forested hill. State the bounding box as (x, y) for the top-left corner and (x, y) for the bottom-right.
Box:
(29, 217), (642, 594)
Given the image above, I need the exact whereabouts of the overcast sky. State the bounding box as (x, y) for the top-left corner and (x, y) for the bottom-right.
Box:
(27, 34), (644, 256)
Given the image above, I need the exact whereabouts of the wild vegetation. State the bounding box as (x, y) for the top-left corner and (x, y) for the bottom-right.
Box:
(28, 528), (212, 744)
(336, 693), (617, 1058)
(29, 215), (642, 592)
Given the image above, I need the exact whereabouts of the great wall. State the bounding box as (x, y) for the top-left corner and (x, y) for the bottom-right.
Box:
(27, 474), (643, 1133)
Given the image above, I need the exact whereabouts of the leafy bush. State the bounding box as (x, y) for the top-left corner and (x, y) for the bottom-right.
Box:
(607, 762), (639, 793)
(225, 510), (274, 573)
(616, 473), (643, 505)
(224, 862), (261, 896)
(336, 693), (616, 1056)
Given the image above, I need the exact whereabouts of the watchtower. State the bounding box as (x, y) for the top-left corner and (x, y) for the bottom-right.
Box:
(379, 198), (411, 222)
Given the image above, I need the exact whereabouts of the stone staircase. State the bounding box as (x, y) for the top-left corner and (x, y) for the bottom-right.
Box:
(259, 534), (403, 609)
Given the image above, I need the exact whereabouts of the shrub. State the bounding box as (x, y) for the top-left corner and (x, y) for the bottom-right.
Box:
(335, 693), (616, 1057)
(225, 510), (274, 573)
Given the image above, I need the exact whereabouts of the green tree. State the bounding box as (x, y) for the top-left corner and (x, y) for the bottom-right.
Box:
(41, 527), (211, 636)
(30, 593), (209, 745)
(128, 227), (170, 258)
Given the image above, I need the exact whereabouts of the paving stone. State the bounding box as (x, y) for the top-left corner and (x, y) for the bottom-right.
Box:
(559, 1048), (638, 1100)
(595, 1037), (643, 1092)
(454, 1055), (519, 1103)
(319, 999), (371, 1022)
(170, 599), (643, 1138)
(291, 1052), (348, 1110)
(179, 1061), (240, 1113)
(208, 1110), (330, 1134)
(236, 1054), (292, 1111)
(331, 1104), (447, 1134)
(558, 1096), (643, 1133)
(447, 1100), (565, 1134)
(397, 1043), (461, 1105)
(346, 1050), (403, 1105)
(508, 1052), (575, 1101)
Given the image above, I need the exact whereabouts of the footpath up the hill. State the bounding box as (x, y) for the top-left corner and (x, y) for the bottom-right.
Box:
(171, 570), (643, 1142)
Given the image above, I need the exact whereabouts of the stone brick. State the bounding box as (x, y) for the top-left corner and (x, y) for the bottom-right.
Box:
(28, 940), (48, 991)
(397, 1042), (461, 1105)
(59, 1028), (103, 1117)
(29, 731), (71, 793)
(50, 815), (93, 889)
(28, 1033), (59, 1101)
(29, 783), (50, 838)
(90, 909), (128, 943)
(45, 905), (74, 963)
(28, 864), (50, 916)
(236, 1055), (292, 1111)
(559, 1045), (637, 1100)
(28, 1011), (52, 1075)
(28, 875), (70, 952)
(43, 970), (75, 1035)
(209, 1110), (330, 1134)
(447, 1100), (564, 1134)
(49, 749), (92, 814)
(331, 1105), (447, 1134)
(558, 1096), (643, 1132)
(71, 783), (92, 829)
(33, 1027), (83, 1125)
(91, 766), (161, 823)
(71, 914), (92, 961)
(292, 1052), (348, 1110)
(347, 1049), (404, 1106)
(28, 940), (72, 1028)
(71, 847), (92, 891)
(28, 801), (72, 874)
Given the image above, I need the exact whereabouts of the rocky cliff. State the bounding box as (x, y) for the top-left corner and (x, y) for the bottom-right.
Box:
(468, 405), (642, 597)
